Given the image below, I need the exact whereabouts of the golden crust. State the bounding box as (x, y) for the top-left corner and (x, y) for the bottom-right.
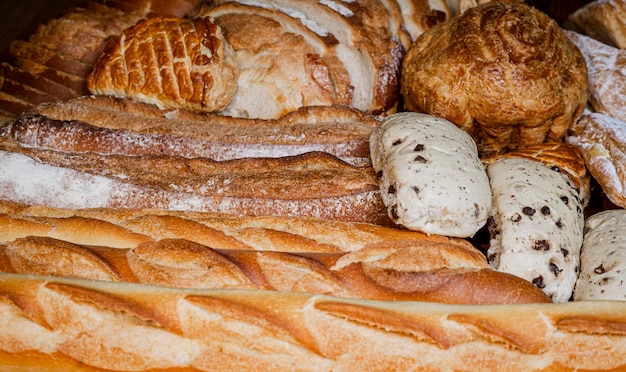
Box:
(87, 16), (238, 113)
(401, 2), (589, 156)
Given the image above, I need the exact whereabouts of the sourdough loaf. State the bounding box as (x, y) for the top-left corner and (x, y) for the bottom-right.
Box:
(401, 2), (589, 155)
(0, 273), (625, 371)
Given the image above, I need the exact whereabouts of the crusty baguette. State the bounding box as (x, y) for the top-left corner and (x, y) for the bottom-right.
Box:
(0, 136), (389, 225)
(0, 236), (550, 305)
(2, 96), (378, 165)
(0, 273), (625, 371)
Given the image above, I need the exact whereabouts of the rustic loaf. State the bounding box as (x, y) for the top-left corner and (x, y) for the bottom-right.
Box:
(565, 0), (626, 49)
(0, 273), (625, 371)
(0, 96), (378, 165)
(565, 30), (626, 123)
(0, 136), (389, 225)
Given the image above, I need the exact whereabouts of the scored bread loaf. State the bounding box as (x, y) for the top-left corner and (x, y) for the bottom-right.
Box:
(0, 96), (378, 165)
(0, 236), (550, 305)
(574, 209), (626, 301)
(0, 273), (625, 371)
(87, 16), (239, 113)
(0, 199), (550, 305)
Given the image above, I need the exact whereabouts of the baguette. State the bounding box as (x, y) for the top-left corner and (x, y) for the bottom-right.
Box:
(0, 236), (550, 305)
(0, 136), (389, 225)
(2, 96), (378, 165)
(0, 273), (625, 371)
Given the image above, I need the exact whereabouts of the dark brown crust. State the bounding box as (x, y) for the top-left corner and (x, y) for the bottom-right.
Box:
(401, 2), (589, 156)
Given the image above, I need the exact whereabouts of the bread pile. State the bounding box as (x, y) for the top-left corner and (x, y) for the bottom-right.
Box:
(1, 0), (626, 370)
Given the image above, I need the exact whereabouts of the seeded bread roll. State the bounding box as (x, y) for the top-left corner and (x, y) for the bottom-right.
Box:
(369, 112), (492, 237)
(486, 158), (585, 302)
(574, 209), (626, 301)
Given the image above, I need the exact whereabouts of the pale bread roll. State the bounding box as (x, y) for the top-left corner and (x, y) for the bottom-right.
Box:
(574, 209), (626, 301)
(369, 112), (492, 237)
(486, 158), (585, 302)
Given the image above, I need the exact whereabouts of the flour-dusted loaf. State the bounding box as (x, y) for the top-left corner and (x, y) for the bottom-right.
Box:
(574, 209), (626, 301)
(565, 30), (626, 123)
(565, 0), (626, 49)
(0, 136), (389, 225)
(0, 95), (379, 165)
(567, 112), (626, 208)
(1, 273), (626, 371)
(401, 2), (589, 155)
(87, 16), (238, 113)
(370, 112), (492, 237)
(486, 158), (585, 302)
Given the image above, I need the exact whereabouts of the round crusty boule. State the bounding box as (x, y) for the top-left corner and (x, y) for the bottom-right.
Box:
(400, 2), (589, 156)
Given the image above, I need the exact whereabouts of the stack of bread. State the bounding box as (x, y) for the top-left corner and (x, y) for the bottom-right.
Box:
(1, 0), (626, 370)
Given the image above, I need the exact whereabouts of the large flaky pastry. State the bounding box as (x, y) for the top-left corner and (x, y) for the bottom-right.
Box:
(87, 16), (238, 113)
(401, 2), (589, 156)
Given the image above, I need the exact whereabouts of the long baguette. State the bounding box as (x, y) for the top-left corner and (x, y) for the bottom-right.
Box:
(0, 273), (625, 371)
(0, 136), (389, 225)
(2, 95), (378, 165)
(0, 235), (550, 305)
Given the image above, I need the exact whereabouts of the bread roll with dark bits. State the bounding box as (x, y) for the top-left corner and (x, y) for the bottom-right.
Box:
(401, 2), (589, 156)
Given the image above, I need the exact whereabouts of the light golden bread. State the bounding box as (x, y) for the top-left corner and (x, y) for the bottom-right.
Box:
(0, 235), (551, 305)
(0, 274), (625, 371)
(401, 2), (589, 156)
(87, 16), (238, 113)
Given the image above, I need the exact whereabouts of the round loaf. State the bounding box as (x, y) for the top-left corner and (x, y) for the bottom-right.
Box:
(401, 2), (589, 156)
